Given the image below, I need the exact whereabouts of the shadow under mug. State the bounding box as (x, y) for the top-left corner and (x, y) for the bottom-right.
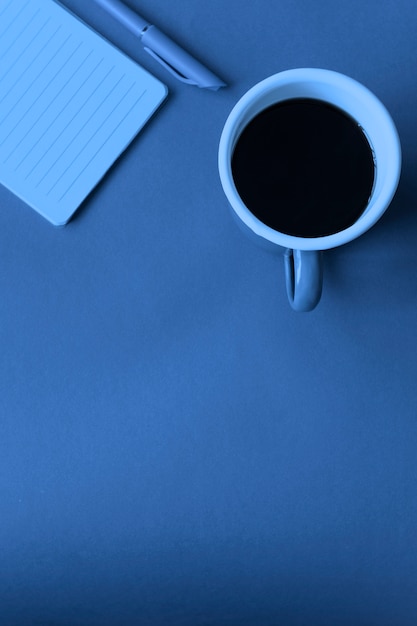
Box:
(218, 68), (402, 311)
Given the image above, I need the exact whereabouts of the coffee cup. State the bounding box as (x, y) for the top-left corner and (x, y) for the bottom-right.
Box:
(218, 68), (401, 311)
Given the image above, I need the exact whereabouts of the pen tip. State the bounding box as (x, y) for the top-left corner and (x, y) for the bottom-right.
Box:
(204, 82), (227, 91)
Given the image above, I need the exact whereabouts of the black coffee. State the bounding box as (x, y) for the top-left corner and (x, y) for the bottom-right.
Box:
(231, 98), (375, 238)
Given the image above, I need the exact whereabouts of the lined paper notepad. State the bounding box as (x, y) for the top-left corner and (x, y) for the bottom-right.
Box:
(0, 0), (167, 225)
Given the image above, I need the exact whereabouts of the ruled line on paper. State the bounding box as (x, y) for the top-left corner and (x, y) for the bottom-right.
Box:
(0, 8), (40, 64)
(0, 1), (30, 39)
(14, 50), (96, 172)
(22, 60), (110, 180)
(0, 19), (52, 106)
(36, 72), (126, 190)
(0, 31), (71, 149)
(0, 25), (62, 123)
(48, 81), (138, 196)
(0, 13), (45, 82)
(46, 77), (134, 195)
(4, 43), (88, 164)
(59, 90), (147, 202)
(0, 0), (14, 19)
(0, 0), (167, 225)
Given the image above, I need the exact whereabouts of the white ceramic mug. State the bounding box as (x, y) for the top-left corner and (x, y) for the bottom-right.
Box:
(218, 68), (401, 311)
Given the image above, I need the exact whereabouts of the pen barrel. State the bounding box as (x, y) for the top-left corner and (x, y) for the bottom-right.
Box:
(142, 26), (225, 90)
(94, 0), (147, 36)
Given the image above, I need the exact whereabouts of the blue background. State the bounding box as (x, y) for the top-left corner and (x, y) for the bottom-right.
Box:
(1, 1), (417, 624)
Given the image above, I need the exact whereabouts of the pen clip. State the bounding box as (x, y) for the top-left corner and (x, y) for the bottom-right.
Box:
(143, 46), (199, 85)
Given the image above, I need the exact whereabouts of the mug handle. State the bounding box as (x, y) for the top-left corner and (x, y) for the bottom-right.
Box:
(284, 249), (323, 312)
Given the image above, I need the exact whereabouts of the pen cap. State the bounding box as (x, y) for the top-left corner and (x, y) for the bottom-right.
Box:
(142, 26), (226, 90)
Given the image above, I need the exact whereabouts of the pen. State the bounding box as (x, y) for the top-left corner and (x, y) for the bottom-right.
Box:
(93, 0), (226, 90)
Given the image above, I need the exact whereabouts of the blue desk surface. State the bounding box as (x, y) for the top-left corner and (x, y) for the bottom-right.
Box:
(1, 1), (417, 624)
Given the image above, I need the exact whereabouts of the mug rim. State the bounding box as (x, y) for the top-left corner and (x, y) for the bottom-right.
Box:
(218, 68), (402, 251)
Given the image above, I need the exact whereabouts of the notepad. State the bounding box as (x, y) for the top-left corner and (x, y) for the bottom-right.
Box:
(0, 0), (167, 225)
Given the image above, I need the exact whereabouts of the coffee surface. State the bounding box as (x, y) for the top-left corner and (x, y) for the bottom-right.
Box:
(231, 98), (375, 238)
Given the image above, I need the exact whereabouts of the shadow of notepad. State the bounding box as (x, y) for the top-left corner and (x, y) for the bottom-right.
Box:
(0, 0), (167, 225)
